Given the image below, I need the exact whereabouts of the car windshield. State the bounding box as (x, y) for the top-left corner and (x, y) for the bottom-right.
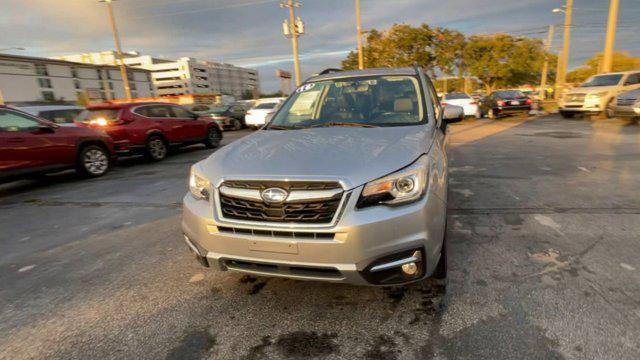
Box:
(268, 75), (424, 128)
(445, 92), (471, 100)
(254, 102), (278, 110)
(76, 109), (120, 123)
(495, 90), (525, 99)
(581, 74), (623, 87)
(206, 106), (229, 114)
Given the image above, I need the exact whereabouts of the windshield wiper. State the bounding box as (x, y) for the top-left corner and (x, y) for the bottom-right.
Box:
(309, 122), (379, 128)
(265, 125), (306, 130)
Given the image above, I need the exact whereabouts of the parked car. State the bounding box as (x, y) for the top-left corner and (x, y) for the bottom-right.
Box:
(76, 102), (223, 161)
(559, 70), (640, 118)
(19, 105), (84, 126)
(440, 92), (478, 117)
(610, 89), (640, 119)
(182, 66), (463, 286)
(477, 90), (532, 119)
(244, 99), (284, 129)
(201, 105), (246, 131)
(0, 105), (114, 182)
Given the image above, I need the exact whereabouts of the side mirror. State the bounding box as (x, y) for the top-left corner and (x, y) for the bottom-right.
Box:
(443, 105), (464, 124)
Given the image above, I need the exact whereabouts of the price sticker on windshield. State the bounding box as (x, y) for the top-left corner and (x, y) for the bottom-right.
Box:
(295, 83), (315, 93)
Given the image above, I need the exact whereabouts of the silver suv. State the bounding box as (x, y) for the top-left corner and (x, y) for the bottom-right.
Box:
(181, 67), (462, 286)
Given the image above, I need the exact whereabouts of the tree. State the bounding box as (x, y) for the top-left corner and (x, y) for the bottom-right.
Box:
(463, 34), (548, 92)
(567, 52), (640, 84)
(433, 28), (466, 78)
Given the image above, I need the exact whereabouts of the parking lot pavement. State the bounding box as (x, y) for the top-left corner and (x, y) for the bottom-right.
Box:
(1, 116), (639, 359)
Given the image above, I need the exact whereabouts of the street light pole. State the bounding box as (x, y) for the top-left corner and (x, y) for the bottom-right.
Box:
(355, 0), (364, 70)
(601, 0), (619, 73)
(539, 25), (555, 101)
(281, 0), (302, 87)
(100, 0), (132, 100)
(555, 0), (573, 99)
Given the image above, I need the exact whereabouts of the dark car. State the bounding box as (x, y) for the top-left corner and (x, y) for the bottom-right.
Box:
(201, 105), (246, 131)
(477, 90), (532, 119)
(76, 102), (223, 161)
(0, 105), (115, 182)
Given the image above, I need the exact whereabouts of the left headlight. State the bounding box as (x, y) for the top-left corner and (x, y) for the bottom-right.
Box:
(357, 155), (429, 208)
(189, 166), (211, 201)
(586, 92), (608, 102)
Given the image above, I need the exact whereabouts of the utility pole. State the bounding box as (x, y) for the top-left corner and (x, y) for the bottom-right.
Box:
(100, 0), (132, 100)
(355, 0), (364, 70)
(601, 0), (619, 73)
(554, 0), (573, 100)
(281, 1), (303, 86)
(539, 25), (555, 101)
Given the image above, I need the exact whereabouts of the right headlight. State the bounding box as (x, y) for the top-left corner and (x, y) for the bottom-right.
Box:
(189, 166), (211, 201)
(357, 155), (429, 208)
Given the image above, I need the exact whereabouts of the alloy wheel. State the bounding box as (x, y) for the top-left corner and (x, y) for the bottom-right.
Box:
(83, 149), (109, 175)
(149, 138), (167, 160)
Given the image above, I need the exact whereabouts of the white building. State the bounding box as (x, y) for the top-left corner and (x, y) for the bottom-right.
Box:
(56, 51), (260, 99)
(0, 53), (155, 105)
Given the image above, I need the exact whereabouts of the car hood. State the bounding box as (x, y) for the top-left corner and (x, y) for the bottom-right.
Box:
(200, 126), (433, 189)
(567, 86), (617, 94)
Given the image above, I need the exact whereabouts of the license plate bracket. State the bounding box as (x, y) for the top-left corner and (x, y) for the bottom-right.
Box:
(248, 240), (299, 254)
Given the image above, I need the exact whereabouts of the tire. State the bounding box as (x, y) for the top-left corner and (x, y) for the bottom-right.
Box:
(604, 99), (615, 119)
(560, 111), (575, 119)
(231, 119), (242, 131)
(144, 135), (168, 161)
(433, 222), (448, 280)
(77, 145), (110, 178)
(488, 109), (496, 119)
(204, 127), (221, 149)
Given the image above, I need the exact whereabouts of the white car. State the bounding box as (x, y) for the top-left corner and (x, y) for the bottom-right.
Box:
(559, 70), (640, 118)
(19, 105), (84, 126)
(244, 100), (283, 129)
(440, 92), (478, 117)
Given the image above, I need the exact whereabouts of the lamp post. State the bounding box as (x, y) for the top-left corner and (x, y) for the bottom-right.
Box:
(281, 1), (304, 86)
(553, 0), (573, 100)
(355, 0), (364, 70)
(539, 25), (555, 101)
(601, 0), (619, 73)
(99, 0), (132, 100)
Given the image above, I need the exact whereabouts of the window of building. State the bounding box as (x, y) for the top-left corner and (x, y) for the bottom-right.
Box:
(97, 69), (103, 80)
(37, 78), (52, 88)
(108, 82), (114, 90)
(149, 83), (153, 91)
(71, 67), (79, 78)
(195, 76), (208, 81)
(106, 70), (112, 79)
(35, 63), (49, 76)
(41, 91), (55, 101)
(73, 79), (81, 89)
(129, 81), (137, 91)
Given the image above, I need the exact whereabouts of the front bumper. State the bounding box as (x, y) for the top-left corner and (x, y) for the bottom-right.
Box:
(181, 186), (447, 286)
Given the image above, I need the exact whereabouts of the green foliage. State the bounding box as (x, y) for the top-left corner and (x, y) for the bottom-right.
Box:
(341, 25), (553, 93)
(567, 52), (640, 84)
(463, 34), (547, 92)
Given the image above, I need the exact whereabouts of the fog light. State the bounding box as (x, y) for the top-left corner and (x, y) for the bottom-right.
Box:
(401, 262), (418, 275)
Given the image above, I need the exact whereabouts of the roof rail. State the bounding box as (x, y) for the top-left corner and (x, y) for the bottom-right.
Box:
(318, 68), (343, 75)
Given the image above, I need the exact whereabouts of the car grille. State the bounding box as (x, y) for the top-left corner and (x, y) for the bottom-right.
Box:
(617, 97), (637, 106)
(218, 181), (344, 224)
(217, 226), (335, 240)
(564, 93), (585, 103)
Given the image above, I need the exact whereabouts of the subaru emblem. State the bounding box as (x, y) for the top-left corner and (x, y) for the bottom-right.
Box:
(261, 187), (288, 204)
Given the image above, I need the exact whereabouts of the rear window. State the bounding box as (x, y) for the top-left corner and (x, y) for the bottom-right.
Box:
(445, 92), (471, 100)
(77, 109), (120, 123)
(495, 90), (525, 98)
(254, 102), (277, 110)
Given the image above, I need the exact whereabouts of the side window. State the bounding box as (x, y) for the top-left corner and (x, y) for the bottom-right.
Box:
(0, 109), (41, 132)
(170, 106), (194, 118)
(624, 73), (640, 85)
(136, 105), (172, 118)
(424, 78), (440, 121)
(40, 109), (81, 124)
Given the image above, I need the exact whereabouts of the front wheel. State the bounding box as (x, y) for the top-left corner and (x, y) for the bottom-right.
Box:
(560, 111), (575, 119)
(604, 99), (616, 119)
(204, 127), (221, 149)
(433, 223), (448, 280)
(145, 135), (168, 161)
(231, 119), (242, 131)
(77, 145), (110, 178)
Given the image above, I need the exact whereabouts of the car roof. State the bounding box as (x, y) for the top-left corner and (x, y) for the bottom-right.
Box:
(19, 105), (83, 113)
(307, 67), (419, 82)
(86, 101), (174, 110)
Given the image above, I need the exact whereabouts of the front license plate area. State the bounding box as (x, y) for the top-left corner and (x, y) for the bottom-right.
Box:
(248, 240), (299, 254)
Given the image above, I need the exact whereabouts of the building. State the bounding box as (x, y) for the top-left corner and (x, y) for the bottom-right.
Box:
(55, 51), (260, 99)
(0, 53), (155, 106)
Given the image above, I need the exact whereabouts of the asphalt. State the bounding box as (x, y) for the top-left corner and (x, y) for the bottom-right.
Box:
(1, 115), (639, 360)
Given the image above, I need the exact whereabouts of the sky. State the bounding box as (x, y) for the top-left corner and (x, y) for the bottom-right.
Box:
(2, 0), (639, 92)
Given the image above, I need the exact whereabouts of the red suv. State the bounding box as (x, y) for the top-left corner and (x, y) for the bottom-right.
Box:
(76, 102), (223, 161)
(0, 105), (115, 182)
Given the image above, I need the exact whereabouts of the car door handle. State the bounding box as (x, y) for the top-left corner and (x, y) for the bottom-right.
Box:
(7, 137), (25, 143)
